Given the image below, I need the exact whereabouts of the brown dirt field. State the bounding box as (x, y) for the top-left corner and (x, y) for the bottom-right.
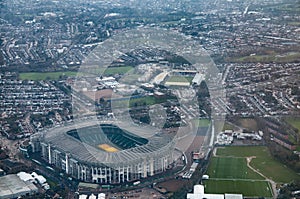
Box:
(82, 89), (116, 101)
(156, 179), (188, 192)
(236, 118), (258, 131)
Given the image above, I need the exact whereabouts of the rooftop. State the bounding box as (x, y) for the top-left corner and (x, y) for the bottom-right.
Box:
(187, 185), (243, 199)
(0, 174), (38, 199)
(38, 119), (175, 165)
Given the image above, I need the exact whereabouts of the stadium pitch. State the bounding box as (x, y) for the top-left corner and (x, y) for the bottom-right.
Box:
(98, 144), (119, 153)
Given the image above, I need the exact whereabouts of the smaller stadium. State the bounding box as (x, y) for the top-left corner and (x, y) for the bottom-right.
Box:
(30, 119), (176, 184)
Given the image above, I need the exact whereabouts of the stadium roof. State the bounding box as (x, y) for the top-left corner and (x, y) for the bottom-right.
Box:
(39, 119), (175, 165)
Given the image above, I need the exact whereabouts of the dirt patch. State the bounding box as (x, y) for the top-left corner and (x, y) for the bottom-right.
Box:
(156, 179), (188, 192)
(236, 118), (258, 131)
(82, 89), (118, 101)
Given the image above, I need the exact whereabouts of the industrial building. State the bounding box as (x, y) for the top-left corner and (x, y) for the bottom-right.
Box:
(0, 174), (38, 199)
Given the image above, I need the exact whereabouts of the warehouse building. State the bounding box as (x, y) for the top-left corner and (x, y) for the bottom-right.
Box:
(0, 174), (38, 199)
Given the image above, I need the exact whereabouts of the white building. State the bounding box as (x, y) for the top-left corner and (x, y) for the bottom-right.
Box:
(96, 76), (119, 88)
(187, 185), (243, 199)
(79, 194), (88, 199)
(0, 174), (38, 199)
(88, 193), (97, 199)
(192, 73), (205, 85)
(98, 193), (106, 199)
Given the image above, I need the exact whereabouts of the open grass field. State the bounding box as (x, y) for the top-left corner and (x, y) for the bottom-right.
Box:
(216, 146), (300, 183)
(205, 146), (273, 197)
(251, 155), (300, 183)
(204, 179), (273, 197)
(111, 95), (166, 108)
(19, 66), (133, 81)
(19, 71), (79, 80)
(103, 66), (133, 75)
(194, 119), (211, 128)
(285, 117), (300, 131)
(129, 95), (166, 107)
(207, 157), (264, 180)
(205, 146), (300, 197)
(221, 122), (238, 131)
(130, 96), (155, 106)
(216, 146), (266, 157)
(232, 52), (300, 63)
(166, 76), (193, 83)
(236, 118), (258, 131)
(119, 74), (141, 84)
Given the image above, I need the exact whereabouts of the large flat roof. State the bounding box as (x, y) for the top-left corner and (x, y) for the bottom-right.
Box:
(0, 174), (38, 199)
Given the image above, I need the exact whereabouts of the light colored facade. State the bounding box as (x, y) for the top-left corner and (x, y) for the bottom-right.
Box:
(38, 141), (173, 184)
(187, 185), (243, 199)
(31, 120), (176, 184)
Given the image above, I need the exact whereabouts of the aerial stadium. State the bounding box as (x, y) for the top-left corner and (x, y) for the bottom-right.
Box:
(30, 118), (177, 184)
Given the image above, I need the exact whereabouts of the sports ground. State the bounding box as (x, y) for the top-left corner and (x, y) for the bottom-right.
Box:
(19, 66), (133, 80)
(204, 146), (300, 198)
